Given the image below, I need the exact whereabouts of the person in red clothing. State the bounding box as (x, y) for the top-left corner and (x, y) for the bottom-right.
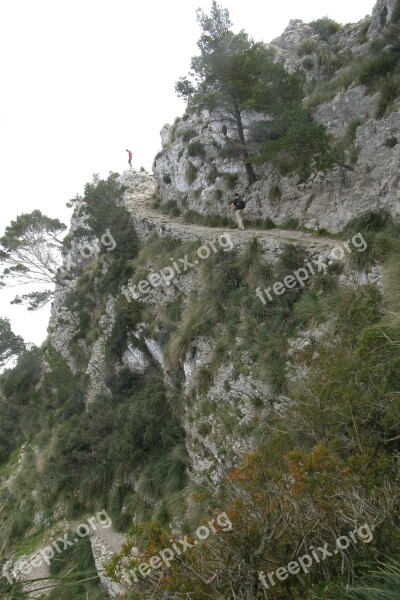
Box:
(126, 149), (132, 168)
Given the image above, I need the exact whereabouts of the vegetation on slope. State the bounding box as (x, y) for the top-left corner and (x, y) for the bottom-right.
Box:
(108, 215), (400, 598)
(1, 2), (400, 598)
(176, 1), (343, 183)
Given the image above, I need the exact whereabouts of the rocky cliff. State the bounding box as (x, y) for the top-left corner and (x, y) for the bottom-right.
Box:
(1, 2), (400, 599)
(154, 0), (400, 232)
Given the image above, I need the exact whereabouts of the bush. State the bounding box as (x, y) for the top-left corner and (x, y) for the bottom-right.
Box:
(297, 38), (317, 57)
(347, 118), (364, 142)
(318, 48), (341, 74)
(306, 80), (339, 108)
(385, 136), (398, 148)
(105, 298), (145, 363)
(185, 162), (198, 185)
(161, 200), (181, 217)
(358, 17), (372, 43)
(223, 172), (239, 190)
(359, 50), (400, 90)
(206, 164), (220, 185)
(376, 74), (400, 118)
(162, 172), (172, 184)
(181, 128), (197, 142)
(219, 140), (244, 159)
(311, 16), (342, 41)
(344, 210), (395, 269)
(46, 534), (108, 600)
(302, 57), (315, 70)
(337, 561), (400, 599)
(269, 184), (281, 201)
(344, 210), (392, 235)
(183, 210), (233, 228)
(392, 0), (400, 23)
(188, 140), (206, 159)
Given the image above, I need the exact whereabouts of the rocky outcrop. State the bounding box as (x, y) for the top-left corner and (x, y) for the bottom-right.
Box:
(90, 527), (126, 598)
(153, 103), (400, 233)
(368, 0), (397, 40)
(152, 0), (400, 233)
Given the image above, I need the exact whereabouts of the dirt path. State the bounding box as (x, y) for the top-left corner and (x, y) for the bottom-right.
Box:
(121, 170), (342, 253)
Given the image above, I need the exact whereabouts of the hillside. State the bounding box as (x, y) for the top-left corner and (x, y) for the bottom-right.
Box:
(1, 1), (400, 599)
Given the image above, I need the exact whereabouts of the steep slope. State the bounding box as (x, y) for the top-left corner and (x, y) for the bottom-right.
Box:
(1, 2), (400, 599)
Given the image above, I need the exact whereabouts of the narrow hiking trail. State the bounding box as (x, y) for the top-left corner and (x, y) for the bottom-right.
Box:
(121, 170), (343, 253)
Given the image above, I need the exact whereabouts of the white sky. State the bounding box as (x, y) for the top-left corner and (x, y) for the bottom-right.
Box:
(0, 0), (375, 347)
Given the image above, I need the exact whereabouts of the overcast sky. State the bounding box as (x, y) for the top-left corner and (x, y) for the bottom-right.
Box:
(0, 0), (375, 348)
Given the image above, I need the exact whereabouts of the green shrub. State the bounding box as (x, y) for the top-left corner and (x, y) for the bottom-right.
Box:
(306, 80), (339, 108)
(311, 16), (342, 41)
(385, 136), (398, 148)
(345, 210), (392, 235)
(392, 0), (400, 23)
(347, 118), (364, 142)
(46, 534), (108, 600)
(219, 140), (244, 159)
(318, 48), (341, 74)
(337, 561), (400, 599)
(297, 38), (317, 57)
(282, 218), (299, 230)
(105, 298), (145, 363)
(79, 173), (139, 297)
(6, 509), (33, 544)
(206, 164), (220, 185)
(185, 162), (198, 184)
(170, 117), (181, 143)
(269, 184), (281, 202)
(359, 50), (400, 90)
(242, 217), (276, 230)
(161, 200), (181, 217)
(344, 210), (395, 268)
(276, 244), (308, 273)
(188, 140), (206, 159)
(302, 57), (315, 70)
(357, 17), (372, 44)
(293, 291), (327, 327)
(163, 172), (172, 184)
(214, 189), (223, 201)
(376, 74), (400, 118)
(183, 210), (234, 228)
(223, 172), (239, 190)
(181, 128), (197, 142)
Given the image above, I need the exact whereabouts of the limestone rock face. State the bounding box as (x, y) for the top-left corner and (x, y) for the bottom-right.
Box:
(368, 0), (397, 40)
(152, 2), (400, 233)
(314, 86), (380, 138)
(151, 0), (400, 233)
(153, 102), (400, 233)
(90, 527), (126, 598)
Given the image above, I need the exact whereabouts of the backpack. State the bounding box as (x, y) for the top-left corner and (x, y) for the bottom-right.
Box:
(236, 199), (246, 210)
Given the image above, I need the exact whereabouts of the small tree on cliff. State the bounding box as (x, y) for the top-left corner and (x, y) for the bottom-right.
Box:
(0, 210), (66, 310)
(175, 1), (304, 186)
(0, 317), (26, 367)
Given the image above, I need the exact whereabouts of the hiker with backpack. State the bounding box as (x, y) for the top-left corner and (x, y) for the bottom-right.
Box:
(229, 193), (246, 230)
